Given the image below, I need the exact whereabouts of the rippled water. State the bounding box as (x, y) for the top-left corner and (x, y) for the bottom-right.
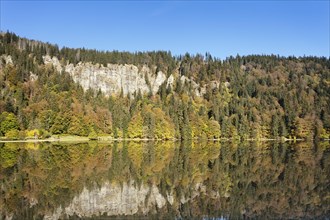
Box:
(0, 141), (329, 219)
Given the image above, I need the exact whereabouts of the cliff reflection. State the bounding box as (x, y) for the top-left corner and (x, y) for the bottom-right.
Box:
(0, 141), (329, 219)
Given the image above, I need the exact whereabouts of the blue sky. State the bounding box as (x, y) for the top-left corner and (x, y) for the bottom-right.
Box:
(1, 1), (329, 59)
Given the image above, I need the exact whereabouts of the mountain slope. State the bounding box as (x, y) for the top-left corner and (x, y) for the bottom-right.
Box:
(0, 31), (329, 140)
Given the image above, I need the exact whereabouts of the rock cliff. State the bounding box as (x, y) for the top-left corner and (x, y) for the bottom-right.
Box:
(43, 55), (167, 96)
(42, 55), (205, 97)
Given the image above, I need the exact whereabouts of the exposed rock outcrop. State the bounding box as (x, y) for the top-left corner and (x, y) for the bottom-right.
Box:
(0, 55), (13, 67)
(42, 55), (206, 97)
(43, 55), (62, 73)
(43, 55), (167, 96)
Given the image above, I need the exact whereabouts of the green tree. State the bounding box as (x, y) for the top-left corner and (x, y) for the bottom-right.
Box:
(0, 112), (19, 136)
(50, 113), (71, 134)
(39, 110), (56, 131)
(68, 116), (89, 136)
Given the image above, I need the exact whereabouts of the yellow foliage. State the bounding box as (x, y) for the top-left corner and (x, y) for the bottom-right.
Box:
(153, 108), (175, 139)
(190, 115), (208, 139)
(320, 129), (330, 139)
(207, 119), (221, 139)
(26, 129), (40, 139)
(127, 112), (143, 139)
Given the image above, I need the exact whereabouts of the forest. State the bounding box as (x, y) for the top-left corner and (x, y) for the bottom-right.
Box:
(0, 31), (329, 140)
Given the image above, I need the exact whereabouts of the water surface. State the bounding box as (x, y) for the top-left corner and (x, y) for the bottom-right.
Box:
(0, 141), (329, 219)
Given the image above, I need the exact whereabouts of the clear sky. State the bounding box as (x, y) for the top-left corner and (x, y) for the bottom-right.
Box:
(0, 0), (329, 59)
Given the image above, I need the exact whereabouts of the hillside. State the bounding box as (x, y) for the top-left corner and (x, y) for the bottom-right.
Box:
(0, 31), (329, 140)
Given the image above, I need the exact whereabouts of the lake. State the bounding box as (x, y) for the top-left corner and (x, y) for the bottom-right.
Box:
(0, 141), (329, 219)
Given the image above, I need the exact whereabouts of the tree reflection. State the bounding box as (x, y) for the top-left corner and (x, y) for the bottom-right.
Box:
(0, 140), (329, 219)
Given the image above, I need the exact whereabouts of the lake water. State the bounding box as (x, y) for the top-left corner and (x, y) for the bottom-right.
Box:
(0, 141), (329, 219)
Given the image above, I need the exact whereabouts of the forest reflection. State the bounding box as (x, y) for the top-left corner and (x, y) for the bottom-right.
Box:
(0, 140), (329, 219)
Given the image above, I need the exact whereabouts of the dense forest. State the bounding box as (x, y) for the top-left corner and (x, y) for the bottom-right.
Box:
(0, 31), (329, 140)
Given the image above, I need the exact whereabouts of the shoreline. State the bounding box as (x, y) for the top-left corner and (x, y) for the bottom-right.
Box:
(0, 136), (329, 143)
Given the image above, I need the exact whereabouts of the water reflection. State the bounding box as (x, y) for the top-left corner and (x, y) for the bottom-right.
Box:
(0, 141), (329, 219)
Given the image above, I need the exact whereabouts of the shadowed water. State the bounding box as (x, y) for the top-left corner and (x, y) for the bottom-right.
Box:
(0, 141), (329, 219)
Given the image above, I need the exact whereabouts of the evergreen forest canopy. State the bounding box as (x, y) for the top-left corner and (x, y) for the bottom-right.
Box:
(0, 31), (329, 140)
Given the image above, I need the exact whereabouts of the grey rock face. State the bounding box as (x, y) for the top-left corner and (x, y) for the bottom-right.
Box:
(0, 55), (13, 65)
(180, 75), (205, 97)
(43, 55), (62, 73)
(0, 55), (13, 72)
(43, 55), (167, 97)
(42, 55), (209, 97)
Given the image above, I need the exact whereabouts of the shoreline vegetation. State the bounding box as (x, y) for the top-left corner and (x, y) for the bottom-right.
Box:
(0, 135), (329, 143)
